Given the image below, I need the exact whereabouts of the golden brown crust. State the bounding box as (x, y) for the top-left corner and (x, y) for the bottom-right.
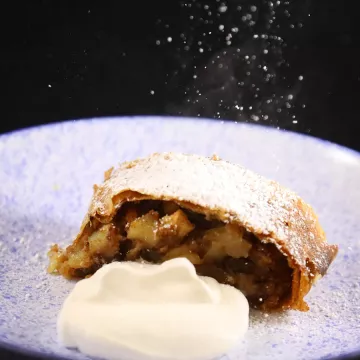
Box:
(55, 152), (338, 311)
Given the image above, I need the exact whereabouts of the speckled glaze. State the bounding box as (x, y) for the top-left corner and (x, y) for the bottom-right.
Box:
(0, 117), (359, 360)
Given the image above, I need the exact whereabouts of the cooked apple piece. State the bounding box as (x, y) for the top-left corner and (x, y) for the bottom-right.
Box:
(127, 210), (160, 246)
(203, 224), (252, 262)
(67, 249), (92, 269)
(47, 245), (66, 273)
(158, 209), (195, 239)
(126, 240), (145, 261)
(163, 245), (202, 265)
(88, 224), (120, 258)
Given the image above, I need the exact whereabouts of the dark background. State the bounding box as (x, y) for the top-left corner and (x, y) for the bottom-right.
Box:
(1, 0), (360, 151)
(1, 0), (360, 359)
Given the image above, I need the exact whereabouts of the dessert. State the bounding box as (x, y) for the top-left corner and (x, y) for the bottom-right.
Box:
(48, 152), (338, 311)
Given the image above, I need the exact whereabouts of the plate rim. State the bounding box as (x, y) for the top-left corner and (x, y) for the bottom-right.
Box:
(0, 116), (359, 360)
(0, 115), (359, 160)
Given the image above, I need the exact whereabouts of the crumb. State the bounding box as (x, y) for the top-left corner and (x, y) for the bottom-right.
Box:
(210, 154), (221, 161)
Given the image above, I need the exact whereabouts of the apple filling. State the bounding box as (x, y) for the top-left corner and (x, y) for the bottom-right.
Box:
(48, 200), (292, 310)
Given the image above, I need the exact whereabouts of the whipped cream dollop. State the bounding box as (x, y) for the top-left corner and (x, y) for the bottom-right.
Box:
(58, 258), (249, 360)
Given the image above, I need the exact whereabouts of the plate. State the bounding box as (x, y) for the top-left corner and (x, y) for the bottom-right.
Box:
(0, 117), (359, 360)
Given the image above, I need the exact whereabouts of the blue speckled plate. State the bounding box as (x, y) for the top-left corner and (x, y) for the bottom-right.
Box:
(0, 117), (359, 360)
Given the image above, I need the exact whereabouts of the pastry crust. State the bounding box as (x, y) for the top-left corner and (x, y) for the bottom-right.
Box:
(49, 152), (338, 311)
